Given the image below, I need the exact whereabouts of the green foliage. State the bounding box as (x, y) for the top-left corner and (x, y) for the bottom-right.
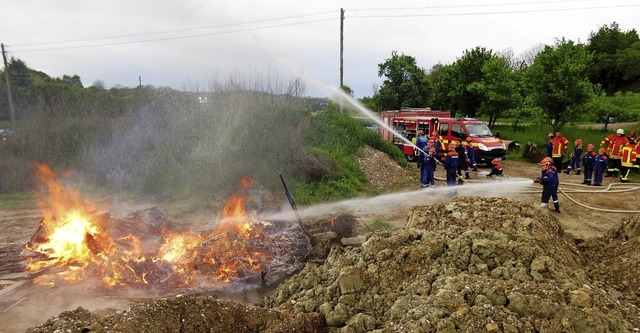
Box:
(375, 51), (431, 110)
(524, 38), (594, 131)
(292, 111), (405, 204)
(587, 22), (640, 93)
(446, 47), (495, 118)
(468, 57), (522, 126)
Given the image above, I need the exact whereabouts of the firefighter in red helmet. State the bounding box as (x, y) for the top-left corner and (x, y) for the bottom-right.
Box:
(535, 158), (560, 213)
(486, 158), (503, 177)
(443, 143), (459, 186)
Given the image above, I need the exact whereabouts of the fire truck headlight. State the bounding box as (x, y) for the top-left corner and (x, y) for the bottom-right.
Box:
(478, 143), (489, 151)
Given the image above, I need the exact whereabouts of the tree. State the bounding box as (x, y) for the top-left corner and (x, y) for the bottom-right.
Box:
(375, 51), (430, 110)
(427, 63), (455, 113)
(587, 22), (640, 93)
(446, 46), (494, 118)
(525, 39), (594, 131)
(468, 57), (522, 127)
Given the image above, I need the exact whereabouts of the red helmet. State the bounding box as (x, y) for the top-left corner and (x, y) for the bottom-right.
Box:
(491, 158), (500, 165)
(575, 138), (582, 144)
(540, 159), (551, 166)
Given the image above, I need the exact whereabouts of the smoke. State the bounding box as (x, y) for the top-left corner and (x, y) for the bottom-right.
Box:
(78, 73), (307, 206)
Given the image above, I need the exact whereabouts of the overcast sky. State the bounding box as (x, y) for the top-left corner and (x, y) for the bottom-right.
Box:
(2, 0), (639, 98)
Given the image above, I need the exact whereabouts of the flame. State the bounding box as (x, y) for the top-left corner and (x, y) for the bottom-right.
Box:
(24, 168), (298, 291)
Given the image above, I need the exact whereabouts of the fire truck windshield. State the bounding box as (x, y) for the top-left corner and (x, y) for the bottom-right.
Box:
(466, 123), (493, 137)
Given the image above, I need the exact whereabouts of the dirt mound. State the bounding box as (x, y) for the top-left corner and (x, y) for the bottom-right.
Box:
(263, 197), (639, 332)
(580, 217), (640, 308)
(25, 296), (325, 333)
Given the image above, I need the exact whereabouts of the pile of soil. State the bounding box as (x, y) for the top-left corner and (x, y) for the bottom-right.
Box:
(263, 197), (639, 332)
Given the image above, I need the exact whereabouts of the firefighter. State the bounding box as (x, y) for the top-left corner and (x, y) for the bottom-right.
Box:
(635, 137), (640, 169)
(465, 137), (478, 171)
(627, 129), (638, 143)
(606, 128), (629, 177)
(593, 148), (609, 186)
(581, 144), (596, 185)
(443, 143), (459, 186)
(419, 147), (437, 188)
(534, 158), (560, 213)
(430, 131), (442, 157)
(455, 138), (469, 182)
(565, 138), (583, 175)
(545, 132), (554, 158)
(415, 130), (428, 150)
(600, 129), (619, 150)
(486, 158), (503, 177)
(620, 138), (638, 182)
(551, 131), (569, 170)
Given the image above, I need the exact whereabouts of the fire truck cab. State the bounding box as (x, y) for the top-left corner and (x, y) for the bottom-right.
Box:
(380, 109), (507, 164)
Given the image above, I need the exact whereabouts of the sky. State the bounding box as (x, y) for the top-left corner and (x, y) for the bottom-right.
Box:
(1, 0), (639, 98)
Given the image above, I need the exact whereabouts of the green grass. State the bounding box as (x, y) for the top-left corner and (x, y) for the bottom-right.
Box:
(494, 123), (617, 161)
(368, 218), (393, 230)
(0, 192), (37, 209)
(292, 111), (407, 204)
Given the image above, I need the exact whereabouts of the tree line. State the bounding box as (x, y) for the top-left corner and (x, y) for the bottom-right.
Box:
(361, 22), (640, 131)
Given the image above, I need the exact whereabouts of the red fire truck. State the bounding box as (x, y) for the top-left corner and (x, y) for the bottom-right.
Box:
(380, 109), (507, 165)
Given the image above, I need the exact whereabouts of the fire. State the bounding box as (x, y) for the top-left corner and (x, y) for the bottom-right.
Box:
(24, 168), (304, 291)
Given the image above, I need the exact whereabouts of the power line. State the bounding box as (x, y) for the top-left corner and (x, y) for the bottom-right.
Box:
(348, 4), (640, 18)
(347, 0), (618, 12)
(12, 10), (336, 48)
(11, 17), (336, 53)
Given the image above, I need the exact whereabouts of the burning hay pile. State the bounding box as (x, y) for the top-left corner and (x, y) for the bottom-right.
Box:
(19, 165), (309, 294)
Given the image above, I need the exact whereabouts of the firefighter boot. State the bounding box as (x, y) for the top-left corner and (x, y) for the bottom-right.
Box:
(554, 202), (560, 213)
(576, 169), (581, 175)
(465, 171), (470, 179)
(565, 167), (571, 175)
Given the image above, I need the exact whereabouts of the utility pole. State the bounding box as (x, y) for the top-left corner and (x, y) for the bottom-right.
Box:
(139, 75), (142, 87)
(1, 43), (16, 125)
(339, 8), (344, 112)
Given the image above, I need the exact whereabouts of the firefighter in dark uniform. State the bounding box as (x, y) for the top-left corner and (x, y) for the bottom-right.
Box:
(535, 158), (560, 213)
(443, 143), (459, 186)
(581, 144), (596, 185)
(593, 148), (609, 186)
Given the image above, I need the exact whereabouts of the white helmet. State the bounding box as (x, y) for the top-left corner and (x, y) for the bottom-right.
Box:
(616, 128), (624, 135)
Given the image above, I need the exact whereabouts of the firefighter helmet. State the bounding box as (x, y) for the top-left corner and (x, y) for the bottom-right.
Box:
(491, 158), (500, 165)
(575, 138), (582, 144)
(616, 128), (624, 135)
(540, 159), (551, 166)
